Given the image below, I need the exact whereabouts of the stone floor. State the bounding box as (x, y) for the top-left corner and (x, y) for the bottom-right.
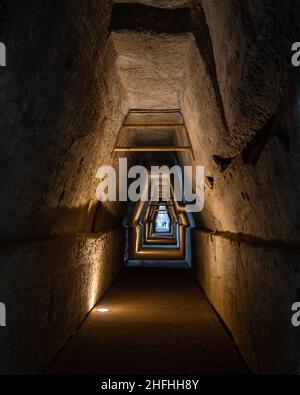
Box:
(48, 267), (249, 375)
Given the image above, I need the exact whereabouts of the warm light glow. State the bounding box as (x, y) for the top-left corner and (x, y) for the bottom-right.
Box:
(97, 308), (110, 313)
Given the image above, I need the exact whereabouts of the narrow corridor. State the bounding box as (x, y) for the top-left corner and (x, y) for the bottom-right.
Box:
(1, 0), (299, 376)
(48, 268), (248, 375)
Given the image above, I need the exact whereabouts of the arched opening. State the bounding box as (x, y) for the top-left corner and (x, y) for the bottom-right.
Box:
(154, 206), (171, 233)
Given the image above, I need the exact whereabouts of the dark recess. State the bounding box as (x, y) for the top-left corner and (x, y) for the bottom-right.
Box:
(0, 0), (11, 39)
(213, 155), (234, 172)
(206, 176), (214, 189)
(242, 108), (289, 165)
(109, 3), (190, 34)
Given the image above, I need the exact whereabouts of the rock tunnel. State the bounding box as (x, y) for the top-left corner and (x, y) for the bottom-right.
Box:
(0, 0), (300, 375)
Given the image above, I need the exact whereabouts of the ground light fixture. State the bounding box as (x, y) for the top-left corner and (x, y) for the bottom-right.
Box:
(97, 308), (110, 313)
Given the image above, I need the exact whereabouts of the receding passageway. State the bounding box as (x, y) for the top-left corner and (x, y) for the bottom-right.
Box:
(48, 268), (248, 375)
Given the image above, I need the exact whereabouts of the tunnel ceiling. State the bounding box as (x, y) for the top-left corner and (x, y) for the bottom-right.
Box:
(109, 32), (195, 109)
